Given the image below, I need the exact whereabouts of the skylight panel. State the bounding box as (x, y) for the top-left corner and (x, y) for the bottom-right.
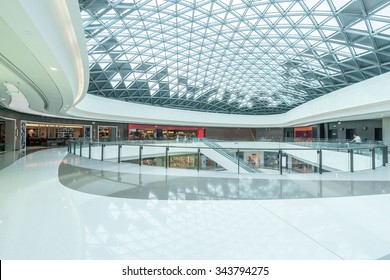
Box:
(81, 10), (90, 19)
(290, 1), (305, 12)
(148, 82), (159, 96)
(277, 1), (291, 12)
(295, 40), (307, 48)
(225, 10), (237, 21)
(286, 29), (299, 37)
(307, 39), (319, 46)
(324, 17), (339, 28)
(327, 68), (339, 75)
(309, 60), (322, 68)
(350, 20), (367, 31)
(302, 0), (319, 11)
(315, 42), (329, 51)
(378, 28), (390, 36)
(322, 29), (336, 37)
(315, 1), (331, 12)
(105, 8), (116, 16)
(331, 0), (353, 11)
(201, 2), (213, 13)
(300, 16), (314, 26)
(267, 4), (280, 15)
(130, 62), (139, 69)
(267, 29), (278, 37)
(352, 47), (366, 55)
(178, 85), (186, 97)
(374, 4), (390, 17)
(334, 53), (349, 61)
(313, 15), (328, 25)
(338, 46), (351, 55)
(110, 73), (122, 87)
(369, 20), (389, 32)
(289, 16), (302, 24)
(228, 93), (237, 103)
(100, 54), (112, 62)
(267, 16), (281, 25)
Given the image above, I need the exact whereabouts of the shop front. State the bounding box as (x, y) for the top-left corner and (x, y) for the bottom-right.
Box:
(128, 124), (205, 141)
(98, 126), (118, 142)
(294, 126), (313, 142)
(26, 123), (84, 147)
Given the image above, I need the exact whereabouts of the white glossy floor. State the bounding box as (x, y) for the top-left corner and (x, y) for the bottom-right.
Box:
(1, 148), (390, 260)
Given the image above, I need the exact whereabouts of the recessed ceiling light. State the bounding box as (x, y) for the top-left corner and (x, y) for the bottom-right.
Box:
(50, 67), (57, 71)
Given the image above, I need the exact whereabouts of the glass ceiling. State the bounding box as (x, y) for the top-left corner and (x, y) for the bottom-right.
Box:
(79, 0), (390, 115)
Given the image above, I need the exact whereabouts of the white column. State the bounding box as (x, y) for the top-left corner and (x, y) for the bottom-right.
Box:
(383, 117), (390, 147)
(5, 119), (16, 151)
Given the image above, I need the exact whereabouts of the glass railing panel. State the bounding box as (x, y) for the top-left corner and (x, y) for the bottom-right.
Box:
(375, 147), (383, 168)
(199, 150), (225, 171)
(141, 145), (165, 167)
(101, 144), (118, 162)
(279, 180), (322, 199)
(321, 180), (359, 197)
(262, 151), (280, 172)
(89, 142), (103, 160)
(241, 149), (262, 173)
(117, 144), (142, 165)
(228, 148), (241, 173)
(167, 146), (198, 170)
(78, 141), (85, 157)
(321, 148), (350, 173)
(284, 149), (318, 174)
(352, 146), (372, 171)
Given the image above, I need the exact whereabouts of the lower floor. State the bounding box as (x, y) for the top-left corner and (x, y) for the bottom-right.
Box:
(0, 148), (390, 259)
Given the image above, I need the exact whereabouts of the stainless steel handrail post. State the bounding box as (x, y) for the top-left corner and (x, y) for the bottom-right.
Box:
(101, 144), (105, 161)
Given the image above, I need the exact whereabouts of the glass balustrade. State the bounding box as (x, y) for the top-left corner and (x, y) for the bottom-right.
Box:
(67, 138), (388, 175)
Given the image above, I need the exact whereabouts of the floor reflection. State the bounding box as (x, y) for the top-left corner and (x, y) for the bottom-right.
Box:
(0, 151), (22, 170)
(59, 161), (390, 200)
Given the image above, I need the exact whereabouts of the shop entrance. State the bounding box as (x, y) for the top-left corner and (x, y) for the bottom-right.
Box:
(375, 128), (382, 141)
(345, 129), (355, 141)
(294, 126), (312, 142)
(98, 126), (118, 142)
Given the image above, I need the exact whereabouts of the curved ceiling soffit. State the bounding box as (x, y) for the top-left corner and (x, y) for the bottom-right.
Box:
(0, 0), (89, 116)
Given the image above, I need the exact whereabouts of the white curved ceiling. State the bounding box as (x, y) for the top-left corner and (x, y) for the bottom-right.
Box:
(0, 0), (88, 116)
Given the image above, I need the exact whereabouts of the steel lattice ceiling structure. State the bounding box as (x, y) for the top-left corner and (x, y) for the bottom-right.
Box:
(79, 0), (390, 115)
